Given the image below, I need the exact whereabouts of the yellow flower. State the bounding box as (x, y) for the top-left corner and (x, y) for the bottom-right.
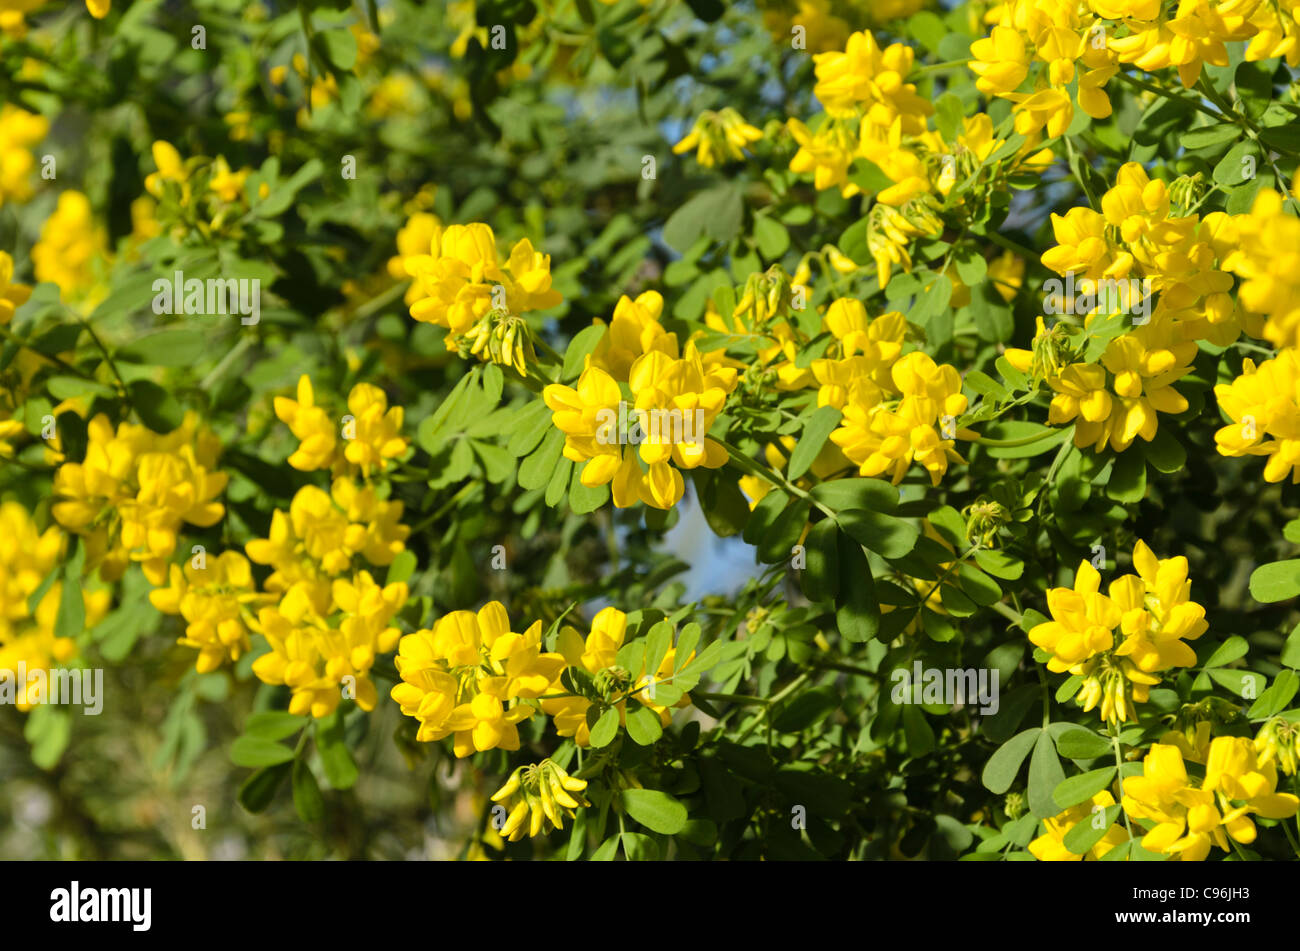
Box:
(0, 249), (32, 326)
(1213, 348), (1300, 483)
(1123, 739), (1300, 861)
(1028, 560), (1120, 672)
(812, 31), (931, 134)
(540, 606), (693, 745)
(1109, 539), (1208, 673)
(672, 108), (763, 167)
(0, 502), (110, 711)
(388, 211), (443, 304)
(149, 552), (270, 673)
(275, 374), (337, 472)
(587, 291), (674, 381)
(52, 412), (227, 584)
(1224, 190), (1300, 349)
(343, 383), (408, 476)
(491, 759), (590, 840)
(0, 103), (48, 207)
(544, 344), (737, 510)
(31, 191), (110, 309)
(1029, 790), (1127, 860)
(405, 222), (561, 338)
(830, 350), (971, 486)
(144, 140), (189, 202)
(391, 602), (562, 753)
(251, 569), (405, 717)
(207, 155), (248, 203)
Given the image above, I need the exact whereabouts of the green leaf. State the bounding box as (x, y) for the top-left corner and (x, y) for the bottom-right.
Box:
(1106, 448), (1146, 503)
(799, 519), (839, 602)
(1180, 123), (1241, 150)
(243, 712), (309, 742)
(1052, 767), (1116, 809)
(742, 488), (789, 545)
(902, 703), (936, 757)
(809, 477), (898, 513)
(836, 509), (920, 559)
(1028, 730), (1066, 818)
(1250, 560), (1300, 603)
(129, 379), (185, 433)
(588, 706), (620, 748)
(619, 831), (661, 860)
(1144, 429), (1186, 473)
(561, 324), (606, 382)
(662, 184), (743, 253)
(1282, 623), (1300, 669)
(982, 728), (1041, 794)
(974, 548), (1024, 580)
(1206, 668), (1265, 699)
(1201, 636), (1249, 669)
(230, 736), (296, 768)
(621, 788), (688, 835)
(771, 687), (838, 732)
(934, 92), (964, 140)
(835, 533), (879, 642)
(626, 703), (665, 745)
(1213, 140), (1259, 186)
(25, 704), (72, 770)
(788, 405), (841, 480)
(1248, 670), (1299, 719)
(1063, 803), (1121, 856)
(518, 427), (565, 491)
(754, 215), (790, 260)
(1054, 727), (1112, 761)
(237, 762), (292, 813)
(55, 564), (86, 642)
(292, 758), (325, 822)
(116, 328), (207, 366)
(316, 710), (359, 790)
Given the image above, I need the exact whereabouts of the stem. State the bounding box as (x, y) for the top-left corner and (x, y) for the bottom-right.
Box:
(199, 335), (252, 389)
(716, 436), (837, 520)
(1113, 71), (1224, 123)
(1109, 722), (1134, 842)
(736, 671), (811, 741)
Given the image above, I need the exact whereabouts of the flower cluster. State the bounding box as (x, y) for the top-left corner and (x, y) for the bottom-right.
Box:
(32, 191), (110, 310)
(0, 502), (110, 711)
(274, 374), (409, 477)
(390, 602), (561, 755)
(1213, 347), (1300, 483)
(1030, 791), (1127, 860)
(0, 104), (48, 207)
(1097, 0), (1300, 88)
(52, 413), (228, 586)
(1222, 189), (1300, 349)
(149, 552), (270, 674)
(673, 108), (763, 167)
(831, 348), (973, 487)
(970, 0), (1118, 138)
(400, 220), (561, 371)
(544, 343), (738, 510)
(1122, 735), (1300, 861)
(490, 759), (590, 840)
(540, 606), (691, 745)
(1028, 540), (1208, 724)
